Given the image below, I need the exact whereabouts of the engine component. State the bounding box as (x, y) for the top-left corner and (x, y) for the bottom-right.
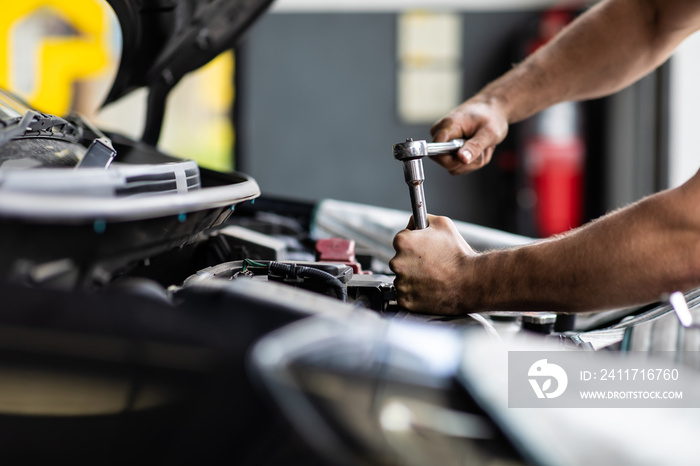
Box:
(215, 225), (288, 262)
(316, 237), (355, 263)
(182, 259), (352, 302)
(521, 312), (557, 334)
(315, 237), (367, 274)
(267, 261), (348, 302)
(346, 274), (398, 313)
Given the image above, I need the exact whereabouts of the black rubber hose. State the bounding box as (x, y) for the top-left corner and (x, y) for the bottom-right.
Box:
(268, 261), (347, 302)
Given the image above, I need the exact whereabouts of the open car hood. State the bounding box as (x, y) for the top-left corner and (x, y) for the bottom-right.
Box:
(104, 0), (274, 106)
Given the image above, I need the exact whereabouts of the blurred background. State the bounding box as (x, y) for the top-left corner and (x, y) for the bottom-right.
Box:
(2, 0), (700, 238)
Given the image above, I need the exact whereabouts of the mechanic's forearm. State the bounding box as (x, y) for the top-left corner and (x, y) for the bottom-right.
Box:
(468, 185), (700, 312)
(479, 0), (697, 123)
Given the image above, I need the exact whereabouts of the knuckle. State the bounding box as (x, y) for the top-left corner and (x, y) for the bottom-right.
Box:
(393, 232), (408, 250)
(395, 231), (415, 250)
(481, 121), (507, 142)
(431, 117), (453, 134)
(489, 123), (508, 142)
(397, 295), (406, 308)
(388, 257), (397, 272)
(478, 126), (499, 142)
(436, 215), (452, 227)
(389, 257), (405, 275)
(497, 119), (509, 136)
(397, 294), (413, 310)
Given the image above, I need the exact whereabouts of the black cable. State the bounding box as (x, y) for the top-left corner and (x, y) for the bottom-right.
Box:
(268, 261), (347, 302)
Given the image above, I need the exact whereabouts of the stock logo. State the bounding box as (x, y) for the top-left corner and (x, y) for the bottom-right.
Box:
(528, 359), (568, 399)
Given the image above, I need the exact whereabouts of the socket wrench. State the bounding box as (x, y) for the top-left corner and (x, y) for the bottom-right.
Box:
(393, 138), (465, 229)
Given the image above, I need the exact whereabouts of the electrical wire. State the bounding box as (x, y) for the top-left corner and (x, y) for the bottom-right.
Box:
(242, 258), (269, 272)
(268, 261), (347, 302)
(238, 259), (348, 302)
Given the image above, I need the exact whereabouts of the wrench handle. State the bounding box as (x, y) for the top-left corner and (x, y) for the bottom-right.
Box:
(426, 139), (466, 156)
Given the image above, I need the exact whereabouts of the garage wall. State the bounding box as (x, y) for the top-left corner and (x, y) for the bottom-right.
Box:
(237, 11), (539, 229)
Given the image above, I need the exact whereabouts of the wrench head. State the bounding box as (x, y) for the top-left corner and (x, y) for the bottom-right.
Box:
(393, 139), (428, 161)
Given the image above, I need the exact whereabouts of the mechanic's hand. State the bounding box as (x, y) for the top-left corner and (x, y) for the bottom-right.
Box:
(389, 215), (478, 315)
(430, 96), (509, 175)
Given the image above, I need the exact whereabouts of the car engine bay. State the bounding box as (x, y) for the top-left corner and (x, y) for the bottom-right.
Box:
(3, 1), (700, 465)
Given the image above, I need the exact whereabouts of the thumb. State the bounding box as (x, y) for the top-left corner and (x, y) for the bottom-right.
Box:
(459, 128), (497, 163)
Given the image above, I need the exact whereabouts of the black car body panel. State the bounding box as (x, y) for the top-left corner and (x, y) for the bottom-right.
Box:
(104, 0), (274, 105)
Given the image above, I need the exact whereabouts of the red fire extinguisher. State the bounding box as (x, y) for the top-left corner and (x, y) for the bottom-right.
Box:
(522, 9), (585, 237)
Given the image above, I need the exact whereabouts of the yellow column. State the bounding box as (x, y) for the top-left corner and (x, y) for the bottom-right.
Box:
(0, 0), (112, 115)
